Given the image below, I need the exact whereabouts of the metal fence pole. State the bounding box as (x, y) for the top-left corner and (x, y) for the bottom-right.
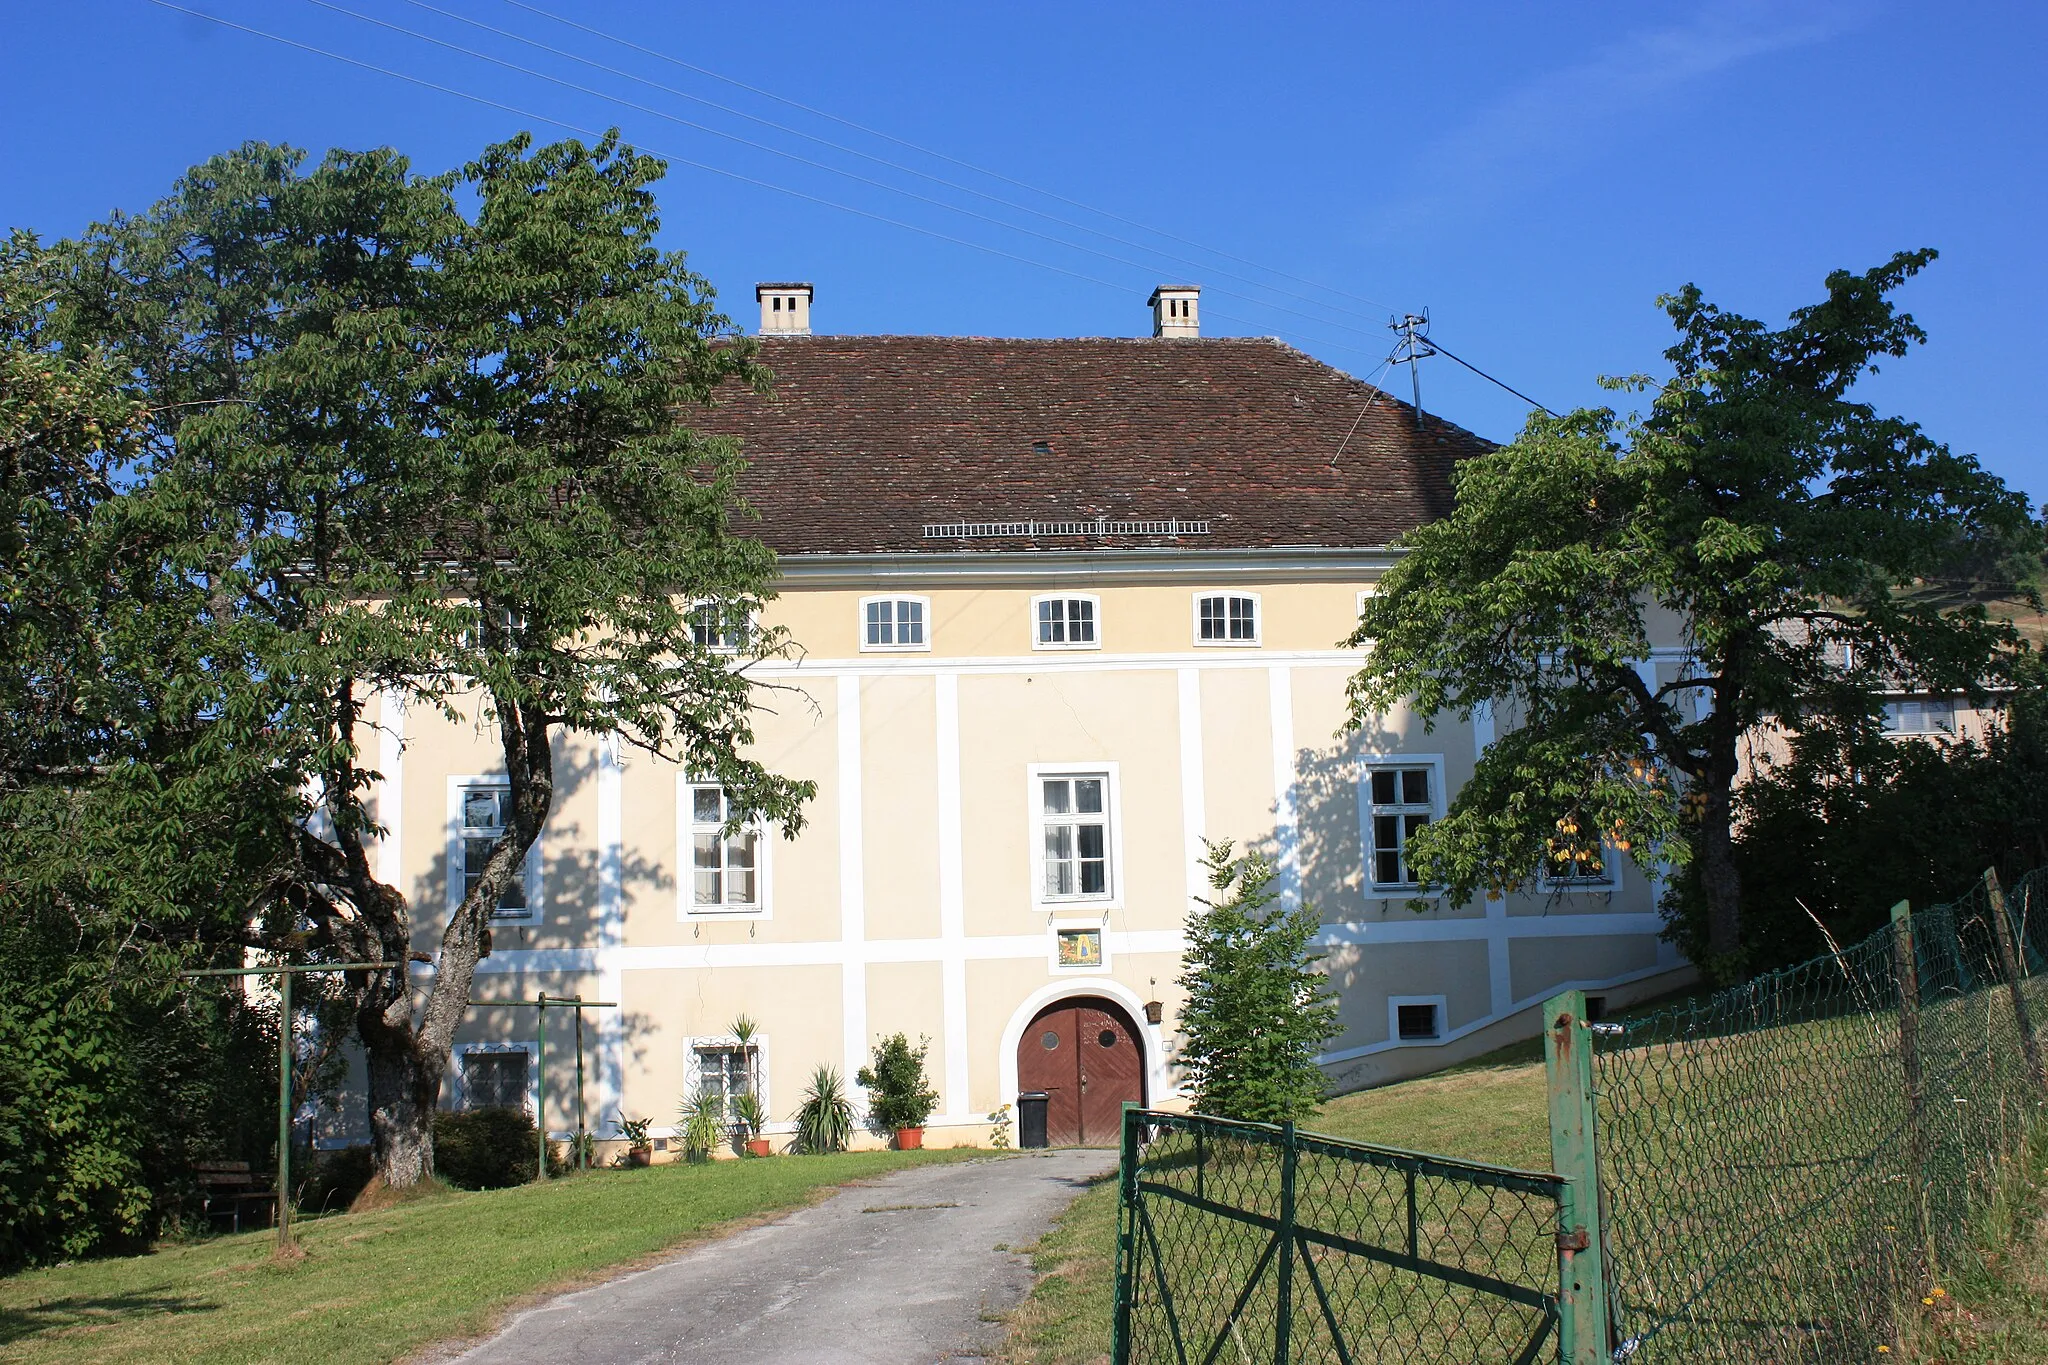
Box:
(1113, 1104), (1140, 1365)
(1275, 1120), (1297, 1364)
(1890, 900), (1933, 1278)
(535, 992), (549, 1180)
(1544, 988), (1611, 1365)
(276, 966), (293, 1252)
(1984, 869), (2048, 1094)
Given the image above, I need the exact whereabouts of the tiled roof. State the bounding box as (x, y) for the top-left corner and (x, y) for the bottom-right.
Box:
(691, 336), (1489, 555)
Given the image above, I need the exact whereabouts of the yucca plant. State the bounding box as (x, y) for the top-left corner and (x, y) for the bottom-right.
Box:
(732, 1090), (766, 1142)
(677, 1088), (725, 1162)
(794, 1064), (855, 1154)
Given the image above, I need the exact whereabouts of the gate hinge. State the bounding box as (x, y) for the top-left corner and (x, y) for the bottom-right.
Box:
(1555, 1227), (1590, 1253)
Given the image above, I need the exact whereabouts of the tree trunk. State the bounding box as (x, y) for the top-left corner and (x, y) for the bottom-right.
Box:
(1697, 731), (1744, 974)
(362, 1019), (438, 1187)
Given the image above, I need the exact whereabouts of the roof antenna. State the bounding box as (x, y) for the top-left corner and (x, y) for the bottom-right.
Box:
(1389, 310), (1436, 429)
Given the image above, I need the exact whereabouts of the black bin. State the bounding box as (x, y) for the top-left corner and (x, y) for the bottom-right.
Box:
(1017, 1091), (1049, 1149)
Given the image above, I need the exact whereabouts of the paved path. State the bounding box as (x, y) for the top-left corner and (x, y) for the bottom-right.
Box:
(452, 1148), (1118, 1365)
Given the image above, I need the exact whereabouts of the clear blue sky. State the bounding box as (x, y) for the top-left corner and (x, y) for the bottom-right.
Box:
(5, 1), (2043, 504)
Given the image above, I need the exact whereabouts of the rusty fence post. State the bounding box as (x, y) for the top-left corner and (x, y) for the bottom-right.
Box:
(1544, 988), (1612, 1365)
(1984, 869), (2048, 1095)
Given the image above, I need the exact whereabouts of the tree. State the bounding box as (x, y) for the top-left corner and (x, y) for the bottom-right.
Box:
(50, 132), (812, 1189)
(1346, 251), (2034, 979)
(1175, 840), (1339, 1123)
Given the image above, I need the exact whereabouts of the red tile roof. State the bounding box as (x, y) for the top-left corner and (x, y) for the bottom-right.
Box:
(694, 336), (1489, 555)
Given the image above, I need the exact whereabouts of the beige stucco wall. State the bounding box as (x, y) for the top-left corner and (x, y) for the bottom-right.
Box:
(342, 565), (1688, 1148)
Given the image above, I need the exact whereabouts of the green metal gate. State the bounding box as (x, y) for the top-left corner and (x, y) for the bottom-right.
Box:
(1112, 1109), (1577, 1364)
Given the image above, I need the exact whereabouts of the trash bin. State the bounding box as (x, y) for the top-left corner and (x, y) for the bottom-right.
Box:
(1017, 1091), (1050, 1149)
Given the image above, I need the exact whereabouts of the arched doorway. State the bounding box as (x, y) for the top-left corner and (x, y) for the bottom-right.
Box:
(1017, 996), (1146, 1146)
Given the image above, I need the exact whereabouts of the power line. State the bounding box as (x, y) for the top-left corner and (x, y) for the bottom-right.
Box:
(297, 0), (1395, 347)
(491, 0), (1401, 316)
(400, 0), (1392, 332)
(138, 0), (1395, 369)
(1426, 336), (1558, 416)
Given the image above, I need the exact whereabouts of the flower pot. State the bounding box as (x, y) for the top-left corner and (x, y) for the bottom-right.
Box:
(627, 1145), (652, 1168)
(744, 1137), (772, 1158)
(894, 1126), (924, 1150)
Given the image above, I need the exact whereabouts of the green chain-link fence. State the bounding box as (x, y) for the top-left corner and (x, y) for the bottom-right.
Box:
(1112, 1110), (1580, 1364)
(1590, 867), (2048, 1361)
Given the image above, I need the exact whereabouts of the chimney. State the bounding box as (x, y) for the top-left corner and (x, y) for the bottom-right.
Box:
(756, 282), (813, 336)
(1148, 285), (1200, 339)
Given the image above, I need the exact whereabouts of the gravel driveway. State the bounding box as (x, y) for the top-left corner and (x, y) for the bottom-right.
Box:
(448, 1148), (1118, 1365)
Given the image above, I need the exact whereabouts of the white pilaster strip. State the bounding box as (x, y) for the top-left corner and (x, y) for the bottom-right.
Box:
(1177, 668), (1209, 910)
(596, 734), (625, 1135)
(1267, 665), (1300, 906)
(376, 691), (405, 889)
(1473, 701), (1513, 1015)
(836, 675), (868, 1088)
(935, 673), (971, 1118)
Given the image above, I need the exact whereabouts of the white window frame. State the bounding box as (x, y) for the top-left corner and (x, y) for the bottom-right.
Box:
(1028, 762), (1124, 910)
(1047, 916), (1113, 974)
(858, 594), (932, 653)
(1359, 755), (1447, 897)
(1388, 995), (1449, 1046)
(1030, 593), (1102, 652)
(1535, 836), (1621, 893)
(688, 599), (755, 654)
(684, 1032), (771, 1126)
(447, 776), (542, 922)
(450, 1041), (539, 1114)
(1882, 696), (1958, 737)
(1192, 590), (1261, 647)
(677, 775), (772, 920)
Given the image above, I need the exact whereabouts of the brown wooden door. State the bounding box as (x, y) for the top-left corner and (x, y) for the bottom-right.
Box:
(1017, 998), (1145, 1146)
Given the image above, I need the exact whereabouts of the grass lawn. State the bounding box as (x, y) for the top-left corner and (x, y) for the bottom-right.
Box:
(0, 1149), (979, 1365)
(1906, 1136), (2048, 1364)
(998, 1054), (1551, 1364)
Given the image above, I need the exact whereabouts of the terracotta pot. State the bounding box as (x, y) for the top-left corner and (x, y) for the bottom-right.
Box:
(627, 1145), (652, 1168)
(744, 1137), (772, 1158)
(895, 1126), (924, 1150)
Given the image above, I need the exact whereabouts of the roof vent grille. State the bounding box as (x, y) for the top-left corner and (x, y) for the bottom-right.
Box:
(921, 517), (1212, 540)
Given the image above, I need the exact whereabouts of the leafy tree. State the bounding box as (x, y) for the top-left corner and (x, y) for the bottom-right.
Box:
(1175, 840), (1338, 1123)
(857, 1033), (940, 1133)
(1721, 663), (2048, 971)
(0, 230), (282, 1265)
(1346, 251), (2034, 979)
(49, 132), (812, 1189)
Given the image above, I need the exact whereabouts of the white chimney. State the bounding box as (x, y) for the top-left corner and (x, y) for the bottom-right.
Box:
(1148, 285), (1200, 339)
(756, 282), (813, 336)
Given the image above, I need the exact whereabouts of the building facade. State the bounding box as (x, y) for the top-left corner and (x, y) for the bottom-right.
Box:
(350, 286), (1696, 1153)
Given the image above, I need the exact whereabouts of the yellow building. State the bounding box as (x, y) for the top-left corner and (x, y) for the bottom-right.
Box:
(363, 284), (1694, 1154)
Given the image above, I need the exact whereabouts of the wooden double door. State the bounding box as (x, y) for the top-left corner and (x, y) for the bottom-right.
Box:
(1017, 997), (1146, 1146)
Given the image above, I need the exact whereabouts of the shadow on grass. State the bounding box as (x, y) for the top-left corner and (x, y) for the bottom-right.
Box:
(0, 1292), (219, 1345)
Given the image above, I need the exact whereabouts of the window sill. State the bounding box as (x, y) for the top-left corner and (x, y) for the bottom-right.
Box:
(859, 643), (932, 654)
(1192, 638), (1262, 648)
(1032, 641), (1103, 652)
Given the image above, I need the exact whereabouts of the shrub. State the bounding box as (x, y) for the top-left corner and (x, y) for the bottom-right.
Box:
(857, 1033), (939, 1132)
(794, 1064), (854, 1154)
(675, 1091), (724, 1162)
(297, 1146), (374, 1214)
(432, 1109), (548, 1189)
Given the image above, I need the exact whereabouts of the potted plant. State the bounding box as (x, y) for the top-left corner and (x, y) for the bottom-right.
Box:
(616, 1113), (653, 1167)
(678, 1088), (724, 1163)
(794, 1064), (855, 1154)
(733, 1091), (771, 1156)
(857, 1033), (940, 1150)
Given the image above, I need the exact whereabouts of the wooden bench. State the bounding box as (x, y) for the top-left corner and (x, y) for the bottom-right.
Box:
(195, 1161), (277, 1233)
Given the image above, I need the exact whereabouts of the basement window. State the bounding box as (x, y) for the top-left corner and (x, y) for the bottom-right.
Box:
(1396, 1003), (1441, 1041)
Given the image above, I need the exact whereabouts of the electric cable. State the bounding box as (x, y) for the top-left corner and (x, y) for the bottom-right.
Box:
(492, 0), (1401, 315)
(1424, 337), (1558, 415)
(401, 0), (1393, 330)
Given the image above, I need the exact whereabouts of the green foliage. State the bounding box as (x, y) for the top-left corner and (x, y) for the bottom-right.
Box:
(675, 1091), (724, 1161)
(615, 1114), (653, 1147)
(731, 1091), (766, 1142)
(1667, 669), (2048, 971)
(1174, 840), (1339, 1124)
(857, 1034), (940, 1133)
(987, 1103), (1014, 1150)
(1347, 251), (2035, 977)
(793, 1065), (855, 1154)
(298, 1147), (376, 1216)
(430, 1109), (564, 1189)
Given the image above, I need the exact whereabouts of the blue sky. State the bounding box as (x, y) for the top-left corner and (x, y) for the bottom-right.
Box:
(5, 1), (2043, 503)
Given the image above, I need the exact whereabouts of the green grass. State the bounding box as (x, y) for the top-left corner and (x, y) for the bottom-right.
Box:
(1907, 1132), (2048, 1363)
(0, 1149), (980, 1364)
(998, 1052), (1553, 1364)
